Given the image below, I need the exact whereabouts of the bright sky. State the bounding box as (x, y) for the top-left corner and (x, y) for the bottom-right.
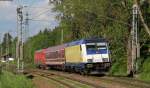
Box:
(0, 0), (59, 37)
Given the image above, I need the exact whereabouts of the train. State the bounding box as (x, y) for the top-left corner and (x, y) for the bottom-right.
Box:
(34, 38), (111, 75)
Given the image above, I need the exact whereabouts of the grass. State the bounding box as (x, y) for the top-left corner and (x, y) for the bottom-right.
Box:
(109, 56), (150, 82)
(109, 58), (127, 76)
(0, 71), (35, 88)
(139, 57), (150, 82)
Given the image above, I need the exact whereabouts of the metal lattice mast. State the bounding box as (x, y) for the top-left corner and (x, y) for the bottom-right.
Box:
(16, 7), (19, 72)
(16, 6), (24, 73)
(6, 32), (10, 70)
(0, 34), (2, 57)
(131, 4), (140, 75)
(25, 7), (29, 41)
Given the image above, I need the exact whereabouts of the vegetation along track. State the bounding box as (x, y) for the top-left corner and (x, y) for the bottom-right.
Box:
(26, 69), (105, 88)
(26, 69), (150, 88)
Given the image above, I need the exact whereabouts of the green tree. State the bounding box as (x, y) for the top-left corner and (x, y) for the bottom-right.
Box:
(1, 33), (12, 55)
(52, 0), (150, 76)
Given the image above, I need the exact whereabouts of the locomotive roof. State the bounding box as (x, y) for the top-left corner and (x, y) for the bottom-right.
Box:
(35, 49), (42, 52)
(67, 38), (106, 46)
(46, 44), (66, 52)
(35, 49), (46, 53)
(35, 38), (106, 52)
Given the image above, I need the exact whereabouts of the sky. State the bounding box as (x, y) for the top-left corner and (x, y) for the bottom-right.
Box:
(0, 0), (59, 37)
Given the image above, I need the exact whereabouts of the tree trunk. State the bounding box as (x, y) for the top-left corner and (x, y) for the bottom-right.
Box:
(135, 0), (150, 37)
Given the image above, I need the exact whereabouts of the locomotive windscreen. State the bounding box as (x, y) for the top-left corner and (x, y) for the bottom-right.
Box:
(86, 42), (107, 54)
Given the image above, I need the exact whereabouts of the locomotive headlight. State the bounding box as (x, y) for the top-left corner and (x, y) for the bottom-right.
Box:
(87, 59), (93, 63)
(102, 58), (109, 62)
(86, 64), (93, 68)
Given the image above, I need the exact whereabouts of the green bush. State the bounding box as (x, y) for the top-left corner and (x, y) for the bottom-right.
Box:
(0, 71), (34, 88)
(139, 57), (150, 81)
(109, 58), (127, 76)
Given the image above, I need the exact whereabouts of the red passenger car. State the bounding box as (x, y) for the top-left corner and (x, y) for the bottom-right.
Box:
(34, 44), (66, 69)
(34, 49), (46, 66)
(45, 44), (66, 65)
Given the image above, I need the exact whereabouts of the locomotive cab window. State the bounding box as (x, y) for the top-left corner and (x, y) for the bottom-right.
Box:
(86, 43), (108, 54)
(97, 45), (107, 50)
(86, 45), (96, 50)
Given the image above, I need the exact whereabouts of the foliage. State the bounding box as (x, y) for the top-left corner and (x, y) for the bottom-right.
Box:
(53, 0), (133, 75)
(1, 33), (13, 56)
(0, 71), (34, 88)
(139, 57), (150, 81)
(110, 57), (127, 76)
(24, 28), (56, 64)
(52, 0), (150, 76)
(0, 0), (150, 79)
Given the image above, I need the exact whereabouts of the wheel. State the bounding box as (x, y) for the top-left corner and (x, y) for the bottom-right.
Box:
(38, 65), (41, 69)
(80, 70), (89, 75)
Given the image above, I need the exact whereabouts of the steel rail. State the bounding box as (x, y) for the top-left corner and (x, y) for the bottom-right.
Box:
(96, 76), (150, 88)
(27, 69), (105, 88)
(34, 72), (74, 88)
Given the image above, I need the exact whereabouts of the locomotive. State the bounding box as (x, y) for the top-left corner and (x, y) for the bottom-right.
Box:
(34, 38), (111, 75)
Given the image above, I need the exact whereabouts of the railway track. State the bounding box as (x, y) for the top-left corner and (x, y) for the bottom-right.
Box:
(82, 73), (150, 88)
(34, 72), (78, 88)
(26, 69), (150, 88)
(93, 76), (150, 88)
(27, 69), (105, 88)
